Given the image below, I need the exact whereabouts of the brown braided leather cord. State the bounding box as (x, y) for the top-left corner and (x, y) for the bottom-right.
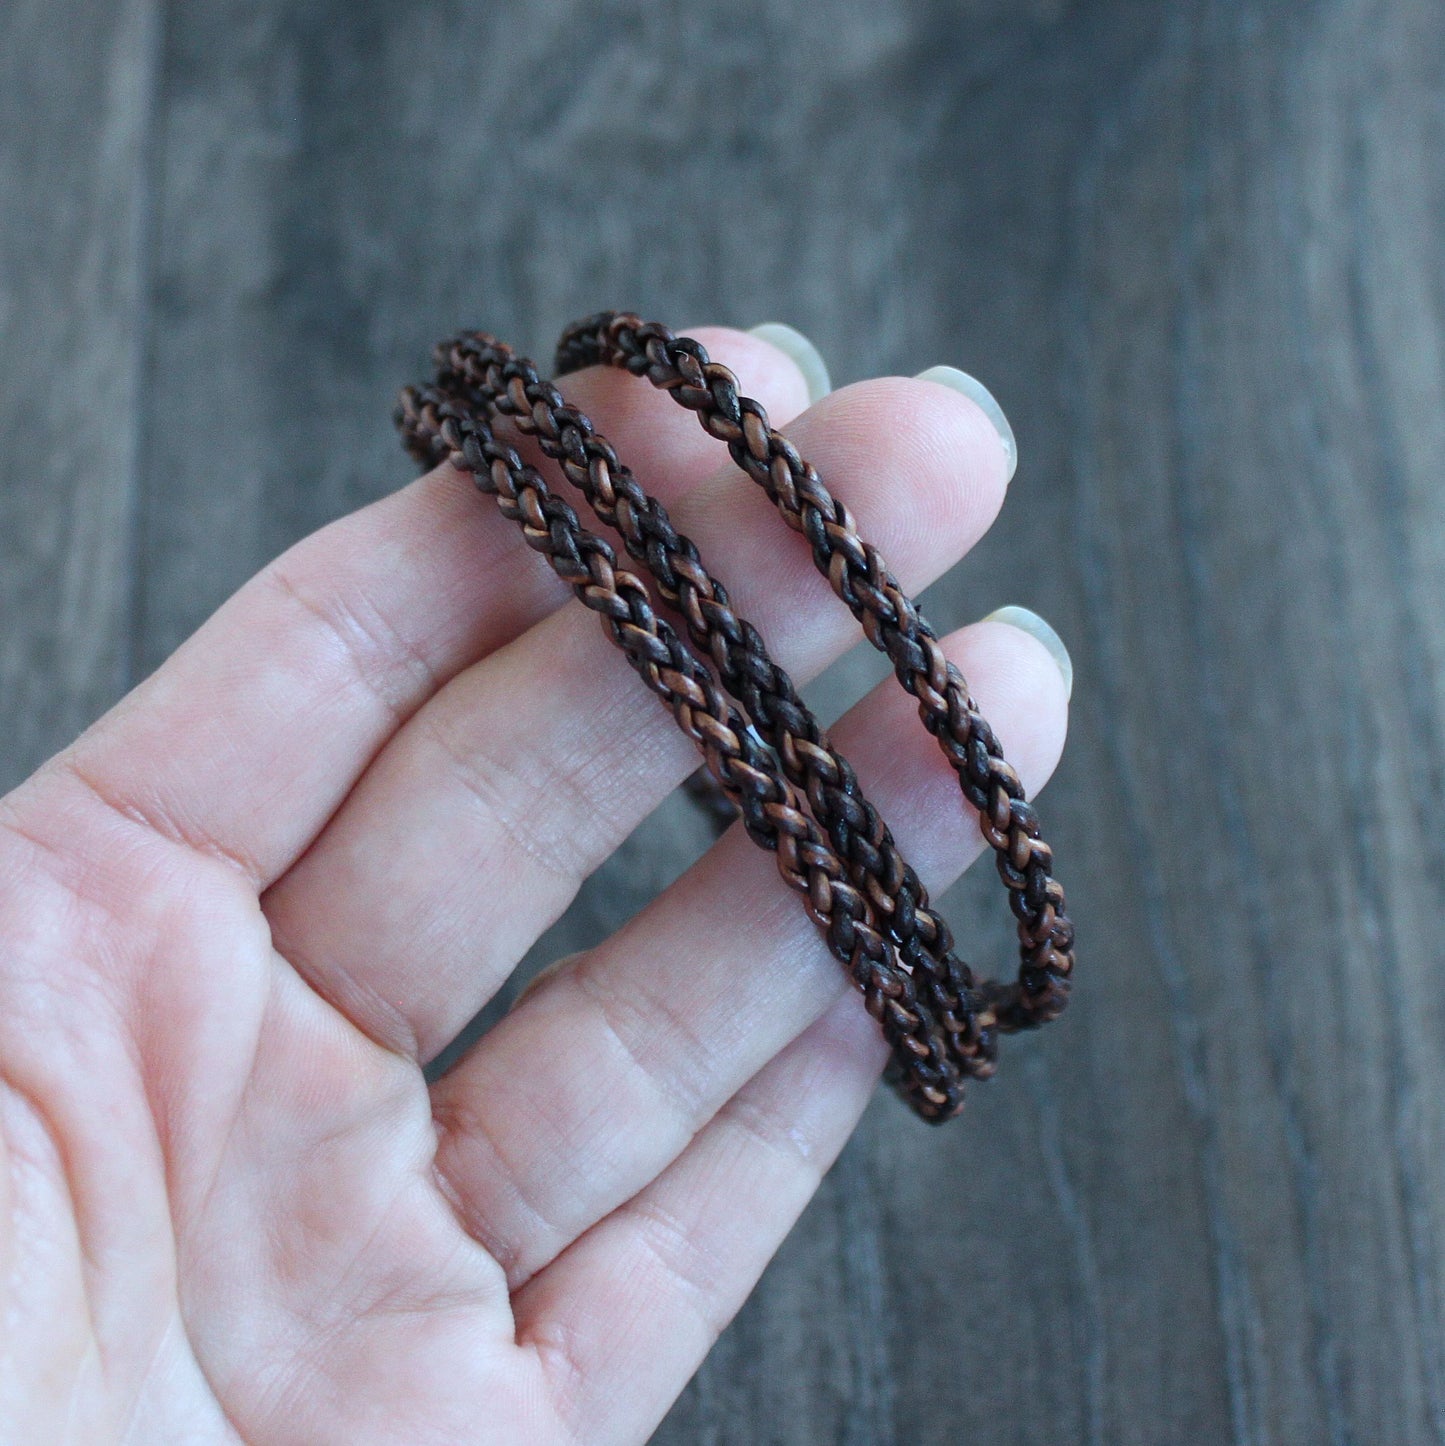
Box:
(426, 332), (999, 1083)
(394, 383), (969, 1121)
(552, 313), (1074, 1034)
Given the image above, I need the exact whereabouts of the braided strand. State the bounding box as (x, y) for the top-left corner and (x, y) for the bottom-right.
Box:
(554, 312), (1075, 1031)
(395, 382), (969, 1120)
(429, 332), (998, 1078)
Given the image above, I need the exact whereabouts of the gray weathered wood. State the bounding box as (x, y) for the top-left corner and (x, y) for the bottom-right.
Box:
(3, 0), (1443, 1441)
(0, 0), (159, 786)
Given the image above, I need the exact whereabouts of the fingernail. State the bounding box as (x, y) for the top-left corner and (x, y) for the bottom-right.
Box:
(983, 605), (1073, 699)
(748, 322), (832, 405)
(914, 365), (1018, 484)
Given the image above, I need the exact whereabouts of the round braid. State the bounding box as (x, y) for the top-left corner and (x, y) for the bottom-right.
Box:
(554, 312), (1074, 1031)
(395, 382), (969, 1120)
(429, 332), (998, 1079)
(392, 310), (1077, 1123)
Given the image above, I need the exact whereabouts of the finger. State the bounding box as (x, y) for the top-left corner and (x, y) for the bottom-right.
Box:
(262, 378), (1012, 1059)
(12, 329), (810, 891)
(430, 619), (1068, 1287)
(516, 989), (887, 1446)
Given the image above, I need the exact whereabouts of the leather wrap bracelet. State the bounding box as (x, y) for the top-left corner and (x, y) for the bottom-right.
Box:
(395, 312), (1074, 1123)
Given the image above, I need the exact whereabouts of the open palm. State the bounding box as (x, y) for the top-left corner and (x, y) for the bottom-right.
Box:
(0, 327), (1067, 1443)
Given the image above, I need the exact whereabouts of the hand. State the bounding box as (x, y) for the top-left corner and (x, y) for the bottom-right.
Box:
(0, 327), (1068, 1443)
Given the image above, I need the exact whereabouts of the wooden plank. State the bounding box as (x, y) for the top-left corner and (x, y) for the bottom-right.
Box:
(0, 0), (159, 790)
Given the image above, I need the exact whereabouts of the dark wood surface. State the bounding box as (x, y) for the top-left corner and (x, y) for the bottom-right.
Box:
(5, 1), (1444, 1440)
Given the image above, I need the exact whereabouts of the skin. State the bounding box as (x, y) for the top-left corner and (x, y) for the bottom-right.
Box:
(0, 327), (1068, 1444)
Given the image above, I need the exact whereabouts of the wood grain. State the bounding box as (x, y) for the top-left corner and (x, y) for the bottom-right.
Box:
(3, 0), (1443, 1441)
(0, 0), (159, 786)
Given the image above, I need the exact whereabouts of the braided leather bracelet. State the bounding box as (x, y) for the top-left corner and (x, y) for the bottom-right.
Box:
(395, 314), (1074, 1122)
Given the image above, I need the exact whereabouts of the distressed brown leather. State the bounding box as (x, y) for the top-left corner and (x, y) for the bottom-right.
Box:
(395, 313), (1074, 1123)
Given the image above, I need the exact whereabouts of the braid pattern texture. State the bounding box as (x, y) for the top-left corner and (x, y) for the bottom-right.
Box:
(394, 312), (1075, 1121)
(554, 312), (1075, 1033)
(395, 383), (969, 1120)
(430, 332), (998, 1081)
